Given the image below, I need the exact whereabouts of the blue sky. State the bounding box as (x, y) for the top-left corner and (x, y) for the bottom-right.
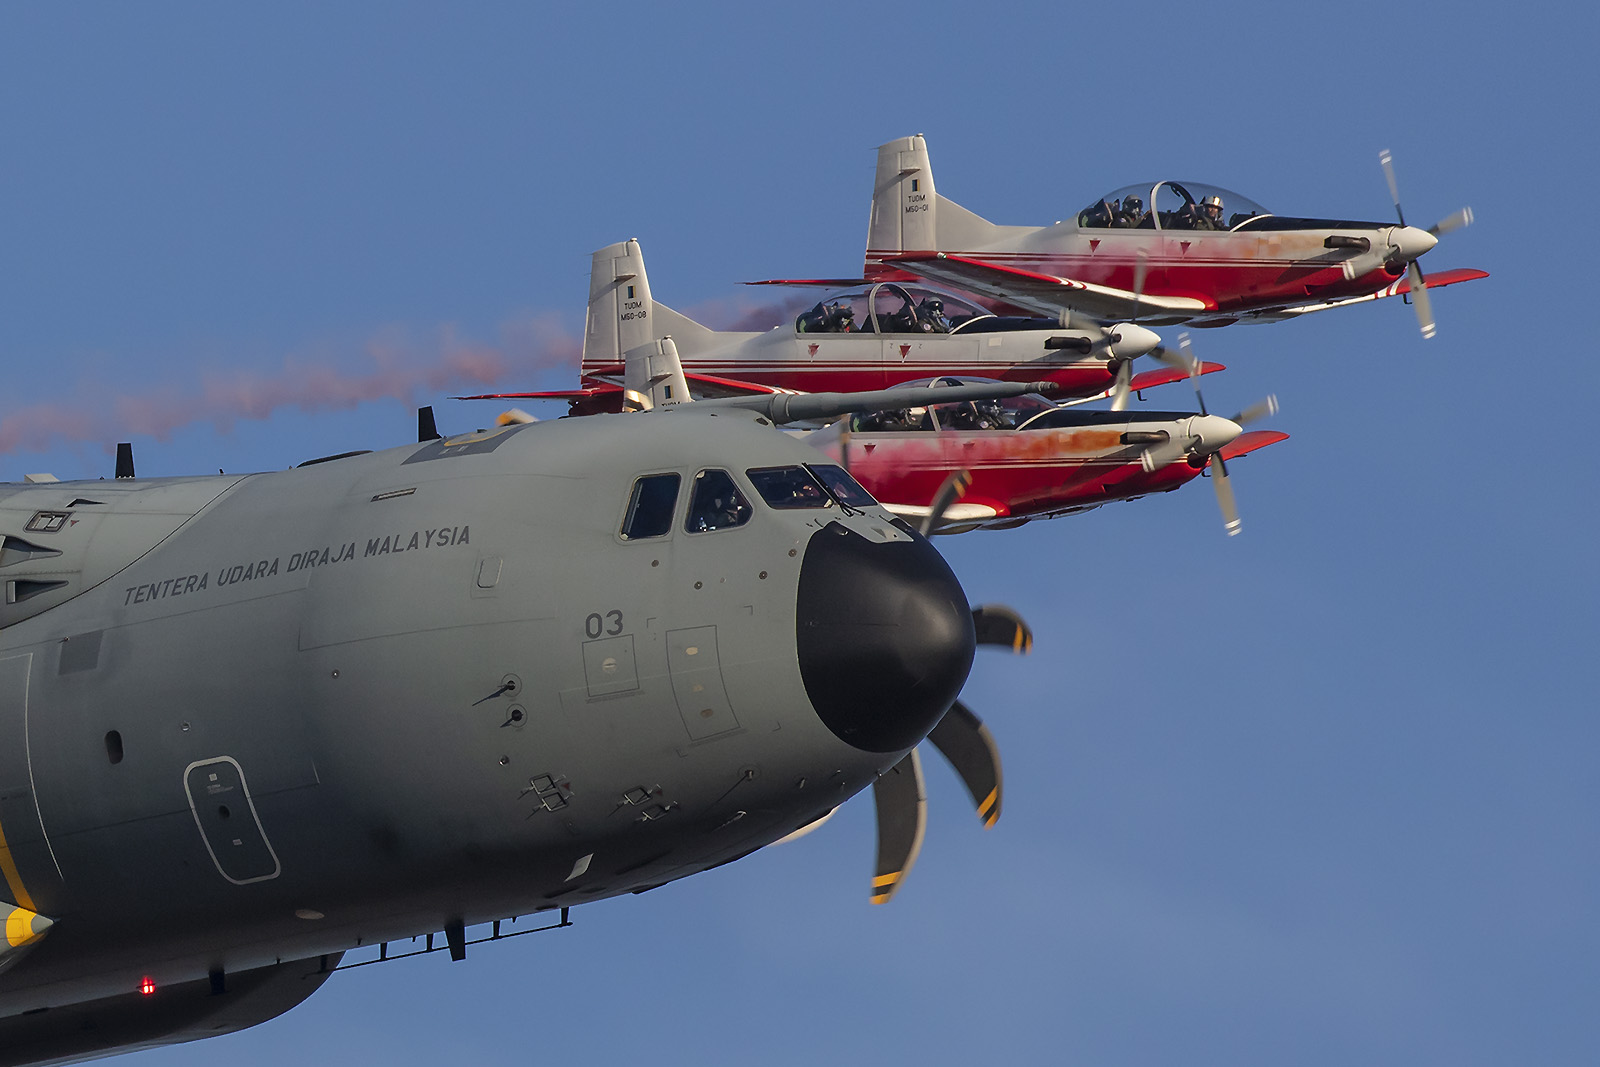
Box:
(3, 3), (1595, 1064)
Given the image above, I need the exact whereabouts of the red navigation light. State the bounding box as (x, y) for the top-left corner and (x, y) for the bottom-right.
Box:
(138, 976), (156, 996)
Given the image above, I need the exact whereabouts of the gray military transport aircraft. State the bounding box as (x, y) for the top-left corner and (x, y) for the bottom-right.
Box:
(0, 370), (1044, 1065)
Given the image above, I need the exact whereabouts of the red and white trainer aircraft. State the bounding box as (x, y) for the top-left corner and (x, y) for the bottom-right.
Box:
(844, 135), (1485, 339)
(466, 239), (1173, 415)
(479, 328), (1286, 538)
(808, 365), (1285, 537)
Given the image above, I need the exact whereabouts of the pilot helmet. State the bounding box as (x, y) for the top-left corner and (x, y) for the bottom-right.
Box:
(1122, 195), (1143, 212)
(922, 297), (943, 313)
(1201, 194), (1223, 212)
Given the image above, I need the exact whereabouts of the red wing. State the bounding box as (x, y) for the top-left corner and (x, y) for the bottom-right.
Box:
(1393, 267), (1489, 294)
(1218, 430), (1289, 461)
(1219, 267), (1491, 324)
(1127, 361), (1225, 393)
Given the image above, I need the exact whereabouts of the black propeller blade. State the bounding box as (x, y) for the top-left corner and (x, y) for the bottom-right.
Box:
(972, 603), (1033, 654)
(870, 749), (927, 905)
(927, 701), (1003, 829)
(865, 603), (1031, 900)
(919, 469), (973, 536)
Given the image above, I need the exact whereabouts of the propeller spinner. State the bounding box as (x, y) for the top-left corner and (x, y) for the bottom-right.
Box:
(1144, 334), (1278, 536)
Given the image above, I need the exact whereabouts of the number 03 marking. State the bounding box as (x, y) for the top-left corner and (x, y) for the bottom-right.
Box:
(585, 610), (625, 638)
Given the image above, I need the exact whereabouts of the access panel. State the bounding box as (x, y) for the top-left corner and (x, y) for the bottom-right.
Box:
(183, 757), (281, 885)
(666, 626), (740, 742)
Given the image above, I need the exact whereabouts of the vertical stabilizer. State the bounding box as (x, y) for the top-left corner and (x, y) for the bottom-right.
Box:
(865, 135), (1009, 269)
(583, 240), (720, 371)
(867, 135), (936, 256)
(623, 337), (691, 412)
(584, 239), (654, 370)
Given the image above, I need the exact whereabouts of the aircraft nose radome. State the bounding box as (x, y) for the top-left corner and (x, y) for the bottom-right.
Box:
(795, 522), (975, 754)
(1394, 226), (1438, 261)
(1111, 322), (1162, 357)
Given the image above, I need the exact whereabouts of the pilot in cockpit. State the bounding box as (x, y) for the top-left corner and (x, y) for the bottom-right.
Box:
(797, 300), (856, 333)
(916, 297), (951, 333)
(1195, 194), (1225, 231)
(1113, 195), (1145, 228)
(941, 397), (1006, 431)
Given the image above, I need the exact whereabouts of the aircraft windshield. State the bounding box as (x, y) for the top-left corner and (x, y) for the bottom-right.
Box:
(745, 466), (833, 509)
(685, 469), (753, 533)
(620, 473), (681, 540)
(1077, 182), (1268, 231)
(795, 284), (989, 336)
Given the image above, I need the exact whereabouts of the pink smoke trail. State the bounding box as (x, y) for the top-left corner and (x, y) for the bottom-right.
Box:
(0, 315), (580, 457)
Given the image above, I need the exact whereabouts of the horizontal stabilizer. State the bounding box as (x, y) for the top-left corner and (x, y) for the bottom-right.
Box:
(457, 372), (791, 407)
(746, 277), (870, 288)
(453, 386), (621, 403)
(887, 252), (1209, 323)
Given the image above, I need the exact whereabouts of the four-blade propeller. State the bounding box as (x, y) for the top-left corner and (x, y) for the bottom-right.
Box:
(868, 602), (1031, 903)
(1378, 148), (1474, 340)
(1143, 334), (1278, 536)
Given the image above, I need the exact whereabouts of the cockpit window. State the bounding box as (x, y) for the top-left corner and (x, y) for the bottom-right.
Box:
(621, 473), (681, 540)
(807, 464), (876, 507)
(848, 377), (1059, 433)
(795, 284), (989, 336)
(745, 466), (833, 509)
(796, 291), (871, 334)
(1078, 182), (1268, 231)
(685, 469), (753, 533)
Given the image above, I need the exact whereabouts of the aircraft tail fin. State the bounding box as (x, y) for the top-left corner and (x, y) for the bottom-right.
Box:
(866, 135), (1006, 264)
(584, 240), (719, 372)
(622, 337), (691, 411)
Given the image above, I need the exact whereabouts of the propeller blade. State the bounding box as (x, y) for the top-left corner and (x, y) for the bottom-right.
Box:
(1140, 435), (1190, 473)
(1429, 206), (1474, 236)
(870, 749), (927, 904)
(1130, 248), (1150, 322)
(919, 469), (973, 537)
(1379, 148), (1407, 227)
(927, 701), (1003, 829)
(1210, 453), (1242, 537)
(1230, 395), (1280, 427)
(972, 604), (1033, 654)
(1177, 333), (1208, 416)
(1407, 261), (1436, 339)
(1147, 343), (1187, 374)
(1108, 359), (1133, 412)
